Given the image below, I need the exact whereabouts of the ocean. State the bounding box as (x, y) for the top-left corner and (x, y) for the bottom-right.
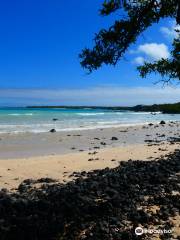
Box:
(0, 107), (180, 133)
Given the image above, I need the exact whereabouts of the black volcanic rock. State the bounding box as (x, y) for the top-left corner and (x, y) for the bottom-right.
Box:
(49, 128), (56, 133)
(0, 150), (179, 240)
(111, 137), (118, 141)
(52, 118), (58, 121)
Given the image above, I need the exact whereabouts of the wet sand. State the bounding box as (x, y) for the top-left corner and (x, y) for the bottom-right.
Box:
(0, 121), (180, 159)
(0, 121), (180, 189)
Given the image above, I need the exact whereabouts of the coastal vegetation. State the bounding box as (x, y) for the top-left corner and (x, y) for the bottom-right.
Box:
(132, 102), (180, 113)
(80, 0), (180, 84)
(27, 102), (180, 113)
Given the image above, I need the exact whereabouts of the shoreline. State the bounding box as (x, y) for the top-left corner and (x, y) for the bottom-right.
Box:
(0, 121), (180, 159)
(0, 120), (177, 134)
(0, 121), (180, 189)
(0, 122), (155, 134)
(0, 122), (179, 239)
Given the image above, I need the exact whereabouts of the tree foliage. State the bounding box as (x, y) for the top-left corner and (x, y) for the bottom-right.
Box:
(79, 0), (180, 82)
(138, 31), (180, 83)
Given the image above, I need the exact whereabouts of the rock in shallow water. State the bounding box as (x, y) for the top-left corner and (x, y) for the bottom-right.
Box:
(49, 128), (56, 133)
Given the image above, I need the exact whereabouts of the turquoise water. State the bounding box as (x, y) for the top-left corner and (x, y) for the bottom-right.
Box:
(0, 107), (180, 133)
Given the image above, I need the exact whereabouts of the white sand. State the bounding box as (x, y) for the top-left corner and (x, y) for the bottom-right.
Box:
(0, 142), (179, 190)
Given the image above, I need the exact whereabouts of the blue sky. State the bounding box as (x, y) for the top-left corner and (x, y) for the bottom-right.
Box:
(0, 0), (179, 106)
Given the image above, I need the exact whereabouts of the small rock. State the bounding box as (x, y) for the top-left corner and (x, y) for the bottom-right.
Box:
(52, 118), (58, 121)
(111, 137), (118, 141)
(49, 129), (56, 133)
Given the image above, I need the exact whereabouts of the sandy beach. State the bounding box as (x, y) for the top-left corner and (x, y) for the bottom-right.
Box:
(0, 121), (180, 189)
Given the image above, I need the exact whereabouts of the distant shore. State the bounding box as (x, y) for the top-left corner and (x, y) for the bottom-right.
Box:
(27, 101), (180, 113)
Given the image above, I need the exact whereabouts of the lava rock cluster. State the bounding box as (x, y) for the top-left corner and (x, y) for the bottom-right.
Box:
(0, 150), (179, 240)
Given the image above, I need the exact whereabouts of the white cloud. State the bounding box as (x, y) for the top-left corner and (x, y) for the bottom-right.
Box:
(133, 56), (145, 65)
(138, 43), (170, 60)
(160, 21), (180, 40)
(0, 86), (180, 106)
